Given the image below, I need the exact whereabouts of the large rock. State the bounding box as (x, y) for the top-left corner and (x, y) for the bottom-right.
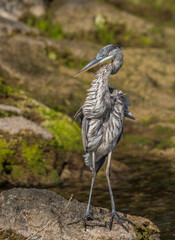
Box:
(0, 188), (160, 240)
(0, 0), (46, 21)
(0, 16), (40, 37)
(0, 78), (82, 187)
(0, 116), (53, 140)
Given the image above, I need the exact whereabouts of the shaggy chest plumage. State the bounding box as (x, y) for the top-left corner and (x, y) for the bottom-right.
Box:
(75, 63), (134, 172)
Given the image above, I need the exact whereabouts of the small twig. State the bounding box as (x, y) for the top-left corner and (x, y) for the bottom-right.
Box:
(62, 194), (73, 213)
(56, 193), (73, 232)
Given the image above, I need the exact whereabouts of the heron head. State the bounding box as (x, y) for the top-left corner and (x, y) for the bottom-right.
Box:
(74, 44), (122, 77)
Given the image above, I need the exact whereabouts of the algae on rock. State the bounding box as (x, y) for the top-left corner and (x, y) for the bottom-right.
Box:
(0, 78), (82, 187)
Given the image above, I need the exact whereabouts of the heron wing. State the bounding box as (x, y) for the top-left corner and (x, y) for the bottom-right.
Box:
(74, 107), (88, 151)
(102, 104), (124, 152)
(81, 117), (89, 151)
(74, 114), (103, 152)
(98, 90), (131, 155)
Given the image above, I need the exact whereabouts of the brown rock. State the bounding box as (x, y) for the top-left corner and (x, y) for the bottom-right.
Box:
(0, 16), (40, 37)
(0, 0), (46, 21)
(0, 188), (160, 240)
(0, 116), (53, 140)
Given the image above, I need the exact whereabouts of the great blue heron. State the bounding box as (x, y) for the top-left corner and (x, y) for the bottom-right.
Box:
(74, 44), (135, 231)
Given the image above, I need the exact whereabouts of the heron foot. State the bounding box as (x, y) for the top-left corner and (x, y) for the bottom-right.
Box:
(83, 211), (93, 231)
(109, 212), (134, 232)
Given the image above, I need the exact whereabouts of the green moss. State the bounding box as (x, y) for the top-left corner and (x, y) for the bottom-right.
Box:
(94, 20), (156, 47)
(11, 165), (26, 180)
(167, 119), (175, 124)
(39, 106), (82, 152)
(1, 76), (82, 155)
(23, 15), (64, 39)
(134, 222), (159, 240)
(0, 111), (10, 117)
(0, 139), (14, 173)
(40, 106), (63, 119)
(0, 78), (80, 186)
(156, 139), (174, 150)
(22, 142), (46, 176)
(140, 36), (153, 45)
(48, 51), (57, 61)
(95, 21), (132, 46)
(96, 23), (116, 45)
(124, 30), (132, 42)
(151, 26), (164, 36)
(48, 169), (60, 183)
(141, 115), (159, 127)
(46, 118), (82, 152)
(0, 77), (14, 98)
(44, 46), (88, 69)
(134, 225), (149, 240)
(0, 229), (27, 240)
(123, 134), (153, 147)
(154, 125), (175, 137)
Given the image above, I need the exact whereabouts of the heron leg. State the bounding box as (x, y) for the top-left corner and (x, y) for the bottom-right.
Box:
(106, 152), (130, 232)
(84, 152), (96, 230)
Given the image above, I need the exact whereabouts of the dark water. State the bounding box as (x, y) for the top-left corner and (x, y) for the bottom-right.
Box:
(51, 157), (175, 240)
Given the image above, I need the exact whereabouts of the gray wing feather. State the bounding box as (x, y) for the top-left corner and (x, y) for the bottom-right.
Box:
(74, 107), (83, 121)
(81, 117), (89, 151)
(122, 95), (135, 120)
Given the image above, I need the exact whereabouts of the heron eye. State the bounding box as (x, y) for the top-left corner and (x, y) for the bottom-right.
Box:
(105, 53), (109, 56)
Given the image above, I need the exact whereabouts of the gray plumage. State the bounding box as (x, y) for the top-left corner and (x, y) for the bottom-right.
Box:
(75, 45), (134, 173)
(74, 44), (135, 230)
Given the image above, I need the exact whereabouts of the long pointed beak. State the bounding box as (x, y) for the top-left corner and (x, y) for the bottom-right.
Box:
(74, 57), (101, 77)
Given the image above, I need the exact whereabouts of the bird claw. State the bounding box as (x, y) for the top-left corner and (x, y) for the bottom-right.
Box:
(109, 212), (133, 232)
(83, 211), (93, 231)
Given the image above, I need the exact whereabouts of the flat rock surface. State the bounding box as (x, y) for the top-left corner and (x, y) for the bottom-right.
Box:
(0, 104), (22, 114)
(0, 0), (45, 21)
(0, 16), (40, 37)
(0, 116), (53, 140)
(0, 188), (160, 240)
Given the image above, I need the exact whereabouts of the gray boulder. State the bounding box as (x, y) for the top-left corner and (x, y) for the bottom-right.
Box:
(0, 188), (160, 240)
(0, 0), (46, 21)
(0, 16), (40, 37)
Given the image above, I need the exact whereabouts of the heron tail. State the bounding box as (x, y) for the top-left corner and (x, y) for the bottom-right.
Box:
(123, 95), (135, 120)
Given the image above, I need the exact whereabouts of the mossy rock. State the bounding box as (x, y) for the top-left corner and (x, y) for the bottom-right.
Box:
(0, 229), (26, 240)
(0, 78), (82, 187)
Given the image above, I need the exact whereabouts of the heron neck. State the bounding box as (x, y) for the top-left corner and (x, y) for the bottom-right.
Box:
(111, 54), (123, 75)
(83, 63), (112, 118)
(95, 63), (112, 89)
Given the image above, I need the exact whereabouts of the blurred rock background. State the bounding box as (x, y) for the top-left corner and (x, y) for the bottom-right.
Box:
(0, 0), (174, 239)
